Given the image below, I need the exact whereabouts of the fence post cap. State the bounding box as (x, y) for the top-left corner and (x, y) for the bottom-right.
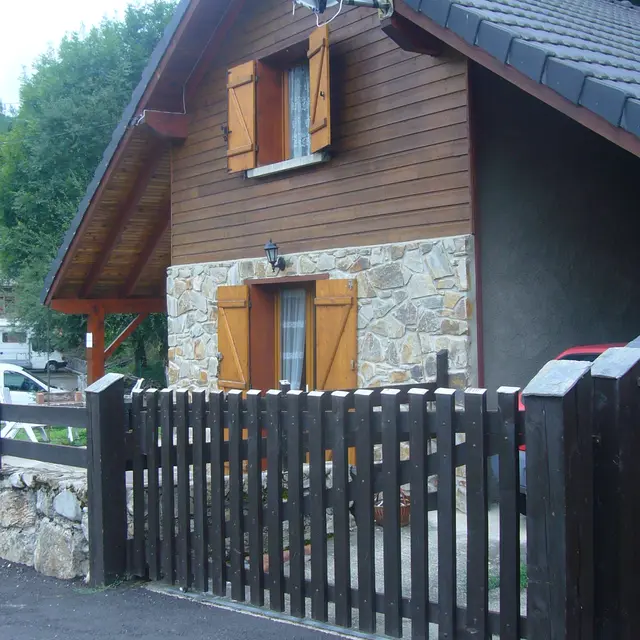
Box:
(591, 346), (640, 380)
(86, 372), (124, 393)
(435, 387), (456, 397)
(497, 385), (521, 395)
(523, 359), (591, 398)
(246, 389), (262, 397)
(381, 388), (401, 396)
(407, 387), (429, 397)
(354, 388), (374, 397)
(465, 387), (487, 397)
(331, 390), (350, 398)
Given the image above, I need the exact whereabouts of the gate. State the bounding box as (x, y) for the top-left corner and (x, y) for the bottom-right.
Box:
(91, 380), (528, 638)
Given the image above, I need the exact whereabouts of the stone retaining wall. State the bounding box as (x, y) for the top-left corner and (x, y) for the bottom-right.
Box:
(0, 464), (89, 580)
(167, 235), (476, 391)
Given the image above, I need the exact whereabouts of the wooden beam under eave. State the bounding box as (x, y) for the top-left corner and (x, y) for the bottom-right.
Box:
(78, 139), (167, 298)
(120, 211), (170, 298)
(138, 110), (189, 141)
(104, 313), (148, 361)
(51, 298), (166, 315)
(380, 12), (444, 56)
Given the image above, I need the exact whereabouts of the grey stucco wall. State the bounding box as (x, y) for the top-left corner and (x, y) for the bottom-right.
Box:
(473, 65), (640, 395)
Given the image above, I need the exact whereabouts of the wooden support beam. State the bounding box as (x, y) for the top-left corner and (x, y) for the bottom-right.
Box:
(51, 298), (166, 315)
(104, 313), (149, 361)
(185, 0), (247, 105)
(87, 306), (106, 385)
(138, 110), (189, 141)
(78, 139), (167, 298)
(380, 12), (443, 56)
(120, 210), (170, 298)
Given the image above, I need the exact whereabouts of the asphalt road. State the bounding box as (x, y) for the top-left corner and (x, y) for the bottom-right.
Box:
(0, 561), (340, 640)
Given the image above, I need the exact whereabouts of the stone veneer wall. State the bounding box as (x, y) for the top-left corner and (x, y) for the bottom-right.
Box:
(167, 235), (475, 391)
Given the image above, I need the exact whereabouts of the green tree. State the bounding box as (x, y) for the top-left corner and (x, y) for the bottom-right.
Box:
(0, 1), (176, 383)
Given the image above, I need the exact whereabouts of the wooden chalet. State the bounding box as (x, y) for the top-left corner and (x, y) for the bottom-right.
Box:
(43, 0), (640, 393)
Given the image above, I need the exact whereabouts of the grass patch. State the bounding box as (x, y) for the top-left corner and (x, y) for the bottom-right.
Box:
(488, 561), (528, 590)
(11, 426), (86, 447)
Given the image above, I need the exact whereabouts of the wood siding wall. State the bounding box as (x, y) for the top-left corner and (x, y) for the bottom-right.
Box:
(171, 0), (471, 266)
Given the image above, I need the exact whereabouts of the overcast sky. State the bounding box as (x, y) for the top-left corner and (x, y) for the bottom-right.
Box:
(1, 0), (144, 108)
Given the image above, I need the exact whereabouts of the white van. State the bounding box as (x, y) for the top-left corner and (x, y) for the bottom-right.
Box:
(0, 320), (67, 372)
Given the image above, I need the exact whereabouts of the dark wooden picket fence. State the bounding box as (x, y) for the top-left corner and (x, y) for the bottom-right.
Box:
(86, 375), (527, 639)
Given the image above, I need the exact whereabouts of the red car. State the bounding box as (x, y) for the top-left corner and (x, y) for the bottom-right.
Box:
(515, 343), (624, 515)
(518, 343), (625, 413)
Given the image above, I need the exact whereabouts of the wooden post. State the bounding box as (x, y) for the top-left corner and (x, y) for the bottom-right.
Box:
(87, 305), (106, 385)
(591, 347), (640, 640)
(436, 348), (449, 388)
(86, 373), (126, 587)
(523, 360), (594, 640)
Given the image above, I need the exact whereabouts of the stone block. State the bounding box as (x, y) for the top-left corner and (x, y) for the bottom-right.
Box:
(348, 256), (370, 273)
(400, 334), (422, 364)
(356, 272), (376, 299)
(368, 263), (404, 289)
(299, 256), (316, 274)
(370, 316), (405, 339)
(425, 243), (453, 279)
(362, 333), (384, 363)
(0, 527), (36, 566)
(0, 490), (36, 528)
(34, 520), (88, 580)
(407, 274), (437, 299)
(53, 490), (83, 522)
(36, 489), (53, 518)
(394, 301), (418, 328)
(317, 253), (336, 271)
(371, 297), (394, 319)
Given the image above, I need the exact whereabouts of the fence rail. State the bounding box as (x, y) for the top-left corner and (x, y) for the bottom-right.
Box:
(0, 402), (88, 469)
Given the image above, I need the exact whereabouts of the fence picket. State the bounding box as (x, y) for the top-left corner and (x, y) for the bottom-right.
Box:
(332, 391), (352, 628)
(160, 389), (175, 585)
(408, 388), (430, 638)
(267, 390), (285, 612)
(209, 390), (226, 596)
(436, 388), (457, 639)
(192, 389), (208, 592)
(228, 390), (245, 602)
(145, 390), (160, 581)
(465, 389), (489, 638)
(287, 390), (306, 618)
(246, 390), (264, 607)
(175, 390), (192, 591)
(354, 390), (376, 633)
(308, 391), (329, 622)
(381, 389), (402, 638)
(131, 390), (146, 578)
(497, 387), (522, 640)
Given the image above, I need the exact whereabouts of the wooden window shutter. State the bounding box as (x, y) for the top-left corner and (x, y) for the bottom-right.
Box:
(227, 61), (257, 172)
(308, 24), (331, 153)
(217, 285), (250, 391)
(314, 279), (357, 391)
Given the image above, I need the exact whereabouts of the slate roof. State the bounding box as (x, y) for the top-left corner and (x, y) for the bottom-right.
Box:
(407, 0), (640, 137)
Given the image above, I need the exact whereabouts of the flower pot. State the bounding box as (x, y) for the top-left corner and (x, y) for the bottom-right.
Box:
(374, 490), (411, 527)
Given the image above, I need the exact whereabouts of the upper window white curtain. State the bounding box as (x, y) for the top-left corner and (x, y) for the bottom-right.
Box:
(280, 288), (306, 390)
(288, 63), (311, 158)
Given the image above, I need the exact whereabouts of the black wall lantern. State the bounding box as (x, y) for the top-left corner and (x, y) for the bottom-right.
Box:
(264, 239), (286, 273)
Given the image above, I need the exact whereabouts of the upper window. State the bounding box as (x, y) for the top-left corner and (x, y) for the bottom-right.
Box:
(3, 332), (26, 344)
(287, 63), (311, 159)
(226, 24), (332, 173)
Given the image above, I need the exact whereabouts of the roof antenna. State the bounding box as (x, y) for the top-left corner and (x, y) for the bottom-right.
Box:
(293, 0), (393, 21)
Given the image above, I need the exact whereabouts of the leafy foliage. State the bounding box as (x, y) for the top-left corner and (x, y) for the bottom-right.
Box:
(0, 1), (177, 384)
